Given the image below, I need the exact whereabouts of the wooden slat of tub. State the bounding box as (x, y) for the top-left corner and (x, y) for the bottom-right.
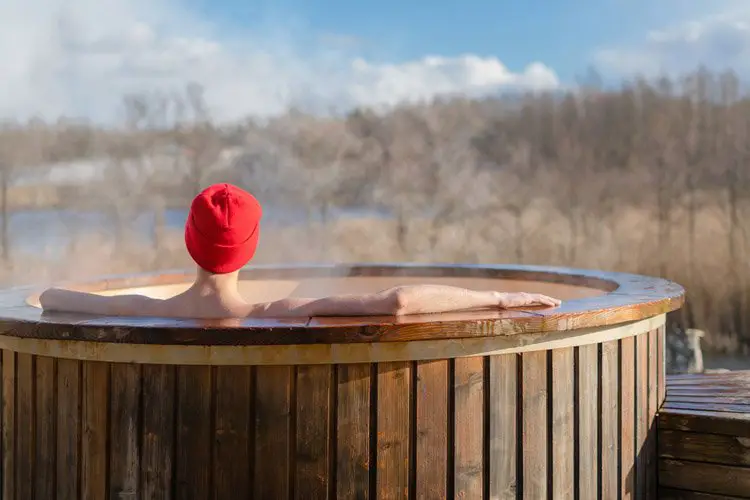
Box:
(636, 334), (649, 499)
(488, 354), (517, 500)
(551, 348), (574, 500)
(659, 458), (750, 498)
(294, 364), (331, 499)
(454, 357), (484, 499)
(141, 364), (175, 500)
(376, 361), (411, 500)
(254, 365), (293, 499)
(57, 358), (81, 500)
(2, 351), (13, 500)
(658, 327), (666, 407)
(621, 336), (636, 500)
(109, 363), (142, 499)
(176, 365), (212, 500)
(82, 361), (109, 500)
(658, 487), (747, 499)
(214, 366), (252, 499)
(415, 360), (449, 499)
(35, 356), (56, 499)
(659, 428), (750, 466)
(647, 329), (659, 500)
(601, 340), (619, 500)
(15, 353), (33, 500)
(659, 410), (750, 438)
(578, 344), (598, 500)
(522, 350), (547, 499)
(336, 363), (372, 499)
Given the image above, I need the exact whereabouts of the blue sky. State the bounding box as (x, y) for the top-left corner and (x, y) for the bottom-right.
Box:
(2, 0), (748, 122)
(184, 0), (723, 81)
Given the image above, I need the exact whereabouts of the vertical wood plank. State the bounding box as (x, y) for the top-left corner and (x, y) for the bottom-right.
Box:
(552, 348), (574, 500)
(35, 356), (56, 500)
(15, 353), (33, 500)
(377, 361), (411, 500)
(82, 361), (109, 500)
(601, 340), (619, 500)
(454, 357), (484, 499)
(57, 358), (81, 500)
(142, 364), (175, 500)
(579, 344), (599, 500)
(489, 354), (517, 500)
(658, 326), (666, 406)
(636, 334), (649, 499)
(621, 336), (636, 500)
(214, 366), (252, 500)
(647, 330), (658, 499)
(415, 360), (449, 500)
(295, 365), (331, 499)
(176, 365), (212, 500)
(110, 363), (142, 499)
(254, 365), (292, 500)
(336, 363), (371, 499)
(2, 351), (13, 500)
(522, 351), (548, 500)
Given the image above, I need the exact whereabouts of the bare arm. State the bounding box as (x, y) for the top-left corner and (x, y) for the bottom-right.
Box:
(39, 288), (162, 317)
(249, 285), (561, 318)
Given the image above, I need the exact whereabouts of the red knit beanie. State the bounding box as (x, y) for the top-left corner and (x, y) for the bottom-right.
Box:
(184, 183), (263, 274)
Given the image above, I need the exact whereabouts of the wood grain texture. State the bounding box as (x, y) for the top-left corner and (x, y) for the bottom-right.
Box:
(175, 365), (212, 500)
(658, 487), (748, 500)
(35, 356), (56, 500)
(415, 360), (449, 500)
(109, 363), (141, 500)
(453, 356), (484, 500)
(56, 358), (81, 500)
(647, 329), (658, 500)
(376, 361), (411, 500)
(659, 458), (750, 498)
(1, 350), (13, 500)
(488, 354), (517, 500)
(578, 344), (598, 500)
(621, 336), (636, 500)
(336, 363), (372, 500)
(254, 365), (293, 500)
(636, 334), (649, 499)
(522, 351), (547, 500)
(15, 353), (34, 500)
(294, 364), (331, 499)
(214, 366), (252, 500)
(659, 428), (750, 466)
(658, 326), (666, 406)
(81, 361), (109, 500)
(141, 364), (175, 500)
(601, 339), (619, 500)
(551, 348), (574, 500)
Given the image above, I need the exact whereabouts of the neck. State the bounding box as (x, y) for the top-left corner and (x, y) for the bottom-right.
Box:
(191, 267), (242, 301)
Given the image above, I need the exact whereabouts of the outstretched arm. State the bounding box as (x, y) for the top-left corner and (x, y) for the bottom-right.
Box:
(249, 285), (561, 318)
(39, 288), (162, 317)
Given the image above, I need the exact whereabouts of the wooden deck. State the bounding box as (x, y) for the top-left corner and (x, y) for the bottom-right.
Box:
(659, 370), (750, 499)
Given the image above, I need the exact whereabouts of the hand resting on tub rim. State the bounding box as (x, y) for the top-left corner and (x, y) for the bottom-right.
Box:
(39, 184), (561, 319)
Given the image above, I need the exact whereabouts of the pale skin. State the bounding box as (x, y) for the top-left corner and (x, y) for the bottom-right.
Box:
(39, 267), (562, 319)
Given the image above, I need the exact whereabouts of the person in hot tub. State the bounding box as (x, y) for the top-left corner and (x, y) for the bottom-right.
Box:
(39, 183), (561, 319)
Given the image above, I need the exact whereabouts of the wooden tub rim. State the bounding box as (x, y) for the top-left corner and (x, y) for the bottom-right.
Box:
(0, 263), (684, 346)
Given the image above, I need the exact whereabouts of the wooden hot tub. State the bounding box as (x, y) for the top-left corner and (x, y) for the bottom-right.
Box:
(0, 264), (683, 499)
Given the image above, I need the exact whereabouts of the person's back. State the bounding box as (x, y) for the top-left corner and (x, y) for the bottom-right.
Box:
(40, 183), (561, 318)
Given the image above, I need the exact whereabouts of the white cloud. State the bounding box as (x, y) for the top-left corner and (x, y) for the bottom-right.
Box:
(594, 6), (750, 76)
(0, 0), (559, 124)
